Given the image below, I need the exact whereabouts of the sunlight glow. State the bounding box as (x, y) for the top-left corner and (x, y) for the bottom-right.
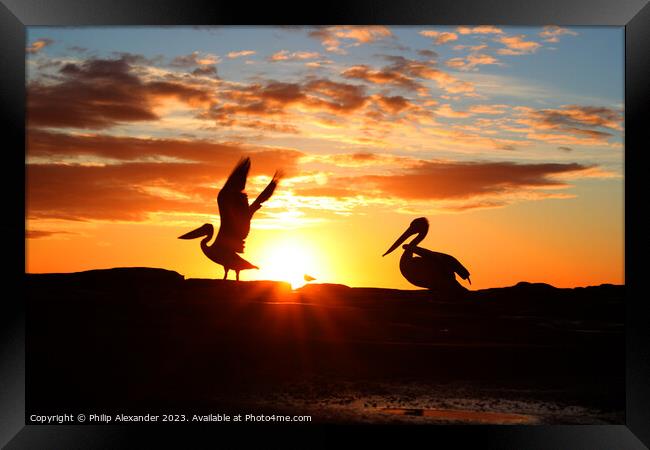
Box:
(255, 238), (320, 289)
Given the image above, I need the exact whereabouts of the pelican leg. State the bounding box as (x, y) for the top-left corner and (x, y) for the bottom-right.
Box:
(223, 268), (229, 280)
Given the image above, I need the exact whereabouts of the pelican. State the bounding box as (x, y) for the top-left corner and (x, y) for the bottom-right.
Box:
(178, 157), (282, 281)
(382, 217), (471, 294)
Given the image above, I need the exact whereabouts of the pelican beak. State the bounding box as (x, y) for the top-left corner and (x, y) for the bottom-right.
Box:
(178, 224), (209, 240)
(382, 226), (416, 256)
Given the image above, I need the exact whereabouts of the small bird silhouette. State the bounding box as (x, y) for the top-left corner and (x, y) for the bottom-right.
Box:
(303, 274), (316, 282)
(179, 157), (282, 280)
(383, 217), (471, 295)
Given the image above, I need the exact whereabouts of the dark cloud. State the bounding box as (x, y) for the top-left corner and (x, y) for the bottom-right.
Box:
(28, 130), (303, 166)
(112, 52), (165, 66)
(311, 152), (417, 168)
(192, 65), (218, 77)
(417, 49), (438, 58)
(170, 51), (219, 68)
(27, 132), (304, 221)
(27, 55), (213, 129)
(204, 78), (369, 129)
(26, 230), (75, 239)
(342, 55), (474, 94)
(518, 105), (622, 143)
(375, 95), (411, 113)
(306, 79), (368, 112)
(28, 163), (205, 221)
(295, 160), (593, 200)
(536, 107), (619, 129)
(361, 161), (591, 199)
(342, 64), (421, 91)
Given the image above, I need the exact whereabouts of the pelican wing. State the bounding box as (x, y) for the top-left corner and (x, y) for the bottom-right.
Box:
(222, 157), (250, 193)
(216, 158), (253, 252)
(250, 171), (282, 214)
(410, 246), (470, 280)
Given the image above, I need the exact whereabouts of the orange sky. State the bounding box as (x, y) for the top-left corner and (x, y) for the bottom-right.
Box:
(25, 26), (624, 289)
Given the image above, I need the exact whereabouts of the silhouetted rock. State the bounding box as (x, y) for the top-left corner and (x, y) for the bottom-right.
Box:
(297, 282), (351, 293)
(27, 267), (183, 287)
(25, 267), (624, 423)
(183, 278), (292, 300)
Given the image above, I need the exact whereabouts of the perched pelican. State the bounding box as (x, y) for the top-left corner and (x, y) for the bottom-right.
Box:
(382, 217), (471, 294)
(179, 157), (282, 281)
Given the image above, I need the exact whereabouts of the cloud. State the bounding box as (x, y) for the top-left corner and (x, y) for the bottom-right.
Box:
(457, 26), (504, 35)
(468, 104), (508, 115)
(375, 95), (413, 114)
(496, 35), (542, 55)
(305, 60), (333, 68)
(27, 55), (214, 129)
(558, 146), (573, 152)
(28, 129), (303, 165)
(516, 105), (623, 144)
(169, 51), (219, 77)
(306, 78), (369, 111)
(342, 64), (421, 91)
(446, 53), (500, 71)
(170, 51), (220, 67)
(330, 25), (392, 43)
(191, 65), (218, 77)
(295, 160), (597, 208)
(305, 152), (419, 168)
(417, 49), (438, 58)
(452, 44), (488, 52)
(227, 50), (256, 58)
(435, 104), (471, 118)
(26, 229), (75, 239)
(342, 56), (475, 95)
(290, 158), (614, 214)
(27, 132), (304, 221)
(309, 26), (393, 54)
(419, 30), (458, 45)
(27, 38), (53, 54)
(28, 163), (209, 221)
(204, 78), (370, 130)
(539, 26), (578, 43)
(268, 50), (322, 62)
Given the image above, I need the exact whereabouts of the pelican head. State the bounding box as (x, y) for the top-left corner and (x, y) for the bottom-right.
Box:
(178, 223), (213, 240)
(382, 217), (429, 256)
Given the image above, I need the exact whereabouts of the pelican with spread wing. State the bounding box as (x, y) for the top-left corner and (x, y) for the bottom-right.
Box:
(179, 157), (282, 281)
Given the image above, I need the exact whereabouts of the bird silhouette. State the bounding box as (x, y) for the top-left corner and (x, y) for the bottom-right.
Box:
(382, 217), (471, 294)
(178, 157), (282, 281)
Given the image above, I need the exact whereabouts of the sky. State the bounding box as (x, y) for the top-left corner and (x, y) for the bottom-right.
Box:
(25, 26), (624, 289)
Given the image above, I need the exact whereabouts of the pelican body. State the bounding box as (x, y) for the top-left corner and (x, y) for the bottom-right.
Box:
(179, 157), (281, 281)
(383, 217), (471, 294)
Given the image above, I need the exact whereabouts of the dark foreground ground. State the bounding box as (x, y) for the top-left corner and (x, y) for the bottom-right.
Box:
(26, 268), (624, 424)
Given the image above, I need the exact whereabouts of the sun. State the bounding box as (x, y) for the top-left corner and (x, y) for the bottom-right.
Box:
(255, 239), (319, 289)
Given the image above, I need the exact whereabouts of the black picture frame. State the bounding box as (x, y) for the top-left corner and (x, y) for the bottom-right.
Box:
(2, 0), (648, 447)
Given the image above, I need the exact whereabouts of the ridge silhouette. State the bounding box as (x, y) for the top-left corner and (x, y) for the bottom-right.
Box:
(179, 157), (283, 280)
(26, 267), (624, 425)
(383, 217), (471, 295)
